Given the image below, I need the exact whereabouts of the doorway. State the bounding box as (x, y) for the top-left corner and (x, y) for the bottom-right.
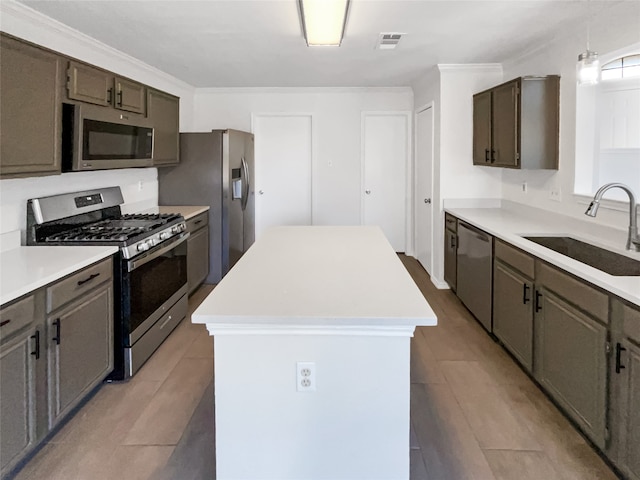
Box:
(415, 104), (434, 274)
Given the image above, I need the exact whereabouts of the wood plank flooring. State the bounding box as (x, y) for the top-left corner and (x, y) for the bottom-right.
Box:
(9, 256), (619, 480)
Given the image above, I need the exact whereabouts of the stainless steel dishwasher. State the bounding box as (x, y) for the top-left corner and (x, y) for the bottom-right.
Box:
(456, 221), (493, 332)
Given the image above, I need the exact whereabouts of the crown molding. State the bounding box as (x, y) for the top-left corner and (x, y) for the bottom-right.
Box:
(0, 0), (195, 93)
(194, 86), (414, 95)
(437, 63), (503, 73)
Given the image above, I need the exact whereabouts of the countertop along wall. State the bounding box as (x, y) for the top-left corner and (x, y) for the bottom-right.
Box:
(190, 88), (414, 230)
(0, 1), (197, 238)
(499, 1), (640, 232)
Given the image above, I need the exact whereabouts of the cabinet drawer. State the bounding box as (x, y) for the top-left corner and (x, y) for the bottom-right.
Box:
(186, 212), (208, 233)
(0, 295), (35, 342)
(444, 213), (457, 232)
(537, 261), (609, 324)
(495, 239), (535, 279)
(47, 258), (112, 313)
(621, 302), (640, 344)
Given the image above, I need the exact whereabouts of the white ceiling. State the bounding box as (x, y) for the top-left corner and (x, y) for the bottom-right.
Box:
(16, 0), (640, 88)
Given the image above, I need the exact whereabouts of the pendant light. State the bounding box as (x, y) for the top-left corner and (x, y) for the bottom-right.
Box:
(577, 0), (600, 85)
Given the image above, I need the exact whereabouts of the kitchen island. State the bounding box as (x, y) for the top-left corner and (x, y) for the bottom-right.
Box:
(192, 226), (436, 480)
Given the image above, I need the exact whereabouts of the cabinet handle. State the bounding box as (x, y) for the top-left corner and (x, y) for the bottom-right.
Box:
(485, 148), (490, 162)
(194, 220), (203, 225)
(522, 284), (530, 304)
(117, 90), (123, 107)
(0, 319), (11, 327)
(616, 343), (627, 374)
(77, 272), (100, 286)
(52, 318), (61, 345)
(450, 234), (456, 249)
(491, 149), (496, 163)
(107, 87), (113, 104)
(534, 290), (543, 312)
(31, 330), (40, 360)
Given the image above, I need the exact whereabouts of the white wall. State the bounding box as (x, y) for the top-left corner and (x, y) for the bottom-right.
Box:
(500, 1), (640, 231)
(412, 65), (503, 286)
(191, 88), (414, 229)
(0, 1), (197, 238)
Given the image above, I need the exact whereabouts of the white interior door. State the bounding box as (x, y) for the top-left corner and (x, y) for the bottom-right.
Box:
(362, 113), (409, 252)
(415, 105), (434, 274)
(253, 114), (312, 239)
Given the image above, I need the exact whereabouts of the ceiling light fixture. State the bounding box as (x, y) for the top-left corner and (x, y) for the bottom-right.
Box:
(299, 0), (350, 47)
(577, 0), (600, 85)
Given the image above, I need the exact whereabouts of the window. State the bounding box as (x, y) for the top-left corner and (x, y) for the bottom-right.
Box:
(574, 45), (640, 202)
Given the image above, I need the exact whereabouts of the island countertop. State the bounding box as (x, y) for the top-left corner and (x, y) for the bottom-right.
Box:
(192, 225), (437, 328)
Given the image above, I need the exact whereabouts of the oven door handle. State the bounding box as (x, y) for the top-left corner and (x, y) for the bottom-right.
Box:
(127, 232), (190, 272)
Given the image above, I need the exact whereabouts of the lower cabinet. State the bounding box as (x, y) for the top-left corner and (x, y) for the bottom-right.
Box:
(0, 257), (114, 477)
(493, 261), (534, 371)
(534, 287), (608, 449)
(611, 299), (640, 480)
(47, 282), (113, 429)
(186, 211), (210, 295)
(444, 228), (457, 291)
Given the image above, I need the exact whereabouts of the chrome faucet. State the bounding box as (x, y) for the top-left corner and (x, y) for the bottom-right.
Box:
(585, 183), (640, 251)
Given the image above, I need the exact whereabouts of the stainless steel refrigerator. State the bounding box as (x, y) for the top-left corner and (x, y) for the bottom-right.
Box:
(158, 129), (255, 284)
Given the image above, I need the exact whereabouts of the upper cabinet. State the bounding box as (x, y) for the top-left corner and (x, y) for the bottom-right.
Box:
(67, 61), (146, 114)
(473, 76), (560, 169)
(0, 35), (63, 178)
(147, 89), (180, 166)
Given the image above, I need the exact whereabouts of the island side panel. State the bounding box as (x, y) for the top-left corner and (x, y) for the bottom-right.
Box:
(213, 332), (411, 480)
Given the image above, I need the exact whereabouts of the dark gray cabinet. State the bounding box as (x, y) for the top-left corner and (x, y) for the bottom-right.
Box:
(610, 299), (640, 480)
(0, 34), (63, 178)
(148, 89), (180, 166)
(534, 263), (608, 449)
(46, 258), (113, 429)
(443, 213), (457, 291)
(0, 293), (46, 478)
(186, 212), (210, 294)
(493, 240), (535, 371)
(67, 61), (146, 115)
(472, 76), (560, 169)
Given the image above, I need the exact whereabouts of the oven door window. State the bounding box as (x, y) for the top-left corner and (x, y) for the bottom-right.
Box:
(83, 119), (153, 160)
(127, 241), (187, 338)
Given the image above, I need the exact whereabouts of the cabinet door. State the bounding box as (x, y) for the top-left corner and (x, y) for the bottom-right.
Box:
(472, 90), (492, 165)
(492, 79), (520, 168)
(617, 340), (640, 480)
(0, 327), (37, 475)
(1, 35), (62, 177)
(67, 61), (112, 107)
(48, 284), (113, 428)
(493, 262), (533, 371)
(187, 226), (210, 294)
(535, 289), (607, 448)
(148, 89), (180, 165)
(115, 76), (146, 114)
(444, 228), (457, 291)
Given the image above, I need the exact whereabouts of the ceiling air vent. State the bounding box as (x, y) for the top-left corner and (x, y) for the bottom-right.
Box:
(377, 33), (403, 50)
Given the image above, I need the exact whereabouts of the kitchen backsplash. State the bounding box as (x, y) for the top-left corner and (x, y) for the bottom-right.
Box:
(0, 168), (158, 242)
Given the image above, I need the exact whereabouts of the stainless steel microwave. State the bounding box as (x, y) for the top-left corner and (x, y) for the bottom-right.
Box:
(62, 103), (154, 172)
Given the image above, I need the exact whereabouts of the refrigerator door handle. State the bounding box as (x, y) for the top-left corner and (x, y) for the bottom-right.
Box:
(241, 156), (250, 211)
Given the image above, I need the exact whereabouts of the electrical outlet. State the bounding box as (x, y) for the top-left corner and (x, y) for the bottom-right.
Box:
(549, 187), (562, 202)
(296, 362), (316, 392)
(521, 182), (527, 193)
(138, 181), (144, 191)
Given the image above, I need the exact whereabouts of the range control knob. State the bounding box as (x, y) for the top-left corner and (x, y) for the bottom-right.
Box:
(159, 232), (168, 240)
(146, 239), (155, 248)
(136, 242), (149, 252)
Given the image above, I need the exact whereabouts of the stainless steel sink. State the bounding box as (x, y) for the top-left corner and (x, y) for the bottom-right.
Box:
(522, 236), (640, 276)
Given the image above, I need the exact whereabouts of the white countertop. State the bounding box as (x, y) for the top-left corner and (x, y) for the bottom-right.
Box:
(445, 205), (640, 307)
(0, 245), (118, 306)
(193, 226), (437, 327)
(157, 205), (209, 220)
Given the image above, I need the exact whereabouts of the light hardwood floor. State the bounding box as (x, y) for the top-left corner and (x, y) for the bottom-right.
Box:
(9, 256), (619, 480)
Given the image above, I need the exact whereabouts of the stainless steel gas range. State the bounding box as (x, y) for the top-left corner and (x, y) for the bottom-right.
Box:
(26, 186), (189, 380)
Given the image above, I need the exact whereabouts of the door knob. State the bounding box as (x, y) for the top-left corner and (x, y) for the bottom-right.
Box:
(365, 190), (371, 195)
(424, 198), (431, 204)
(258, 190), (264, 195)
